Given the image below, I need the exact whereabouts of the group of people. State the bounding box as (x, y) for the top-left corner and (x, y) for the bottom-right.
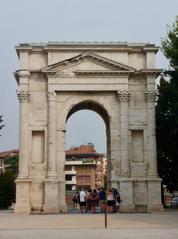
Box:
(72, 187), (121, 213)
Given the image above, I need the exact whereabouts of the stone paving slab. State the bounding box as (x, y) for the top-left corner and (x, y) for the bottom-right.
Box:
(0, 228), (178, 239)
(0, 210), (178, 239)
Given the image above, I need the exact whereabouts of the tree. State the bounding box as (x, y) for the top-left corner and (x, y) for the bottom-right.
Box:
(0, 155), (18, 209)
(5, 155), (19, 178)
(156, 17), (178, 192)
(0, 171), (16, 209)
(161, 17), (178, 68)
(0, 115), (4, 136)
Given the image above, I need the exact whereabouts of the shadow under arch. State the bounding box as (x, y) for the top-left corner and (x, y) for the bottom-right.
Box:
(66, 100), (111, 189)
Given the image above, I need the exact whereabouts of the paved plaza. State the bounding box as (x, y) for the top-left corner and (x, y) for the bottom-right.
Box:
(0, 209), (178, 239)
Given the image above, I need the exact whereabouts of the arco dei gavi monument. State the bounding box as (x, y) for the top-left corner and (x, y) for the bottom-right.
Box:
(14, 42), (163, 213)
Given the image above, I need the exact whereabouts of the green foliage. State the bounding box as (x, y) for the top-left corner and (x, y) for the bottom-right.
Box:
(161, 17), (178, 68)
(0, 171), (16, 209)
(0, 115), (5, 136)
(0, 156), (18, 209)
(5, 155), (19, 178)
(157, 17), (178, 192)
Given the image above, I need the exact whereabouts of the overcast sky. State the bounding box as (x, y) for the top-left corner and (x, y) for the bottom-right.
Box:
(0, 0), (178, 153)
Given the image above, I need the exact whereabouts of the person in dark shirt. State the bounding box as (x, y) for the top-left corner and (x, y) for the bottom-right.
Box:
(91, 189), (99, 213)
(99, 187), (106, 212)
(112, 188), (121, 212)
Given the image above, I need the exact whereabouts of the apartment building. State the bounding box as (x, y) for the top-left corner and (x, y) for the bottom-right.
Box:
(65, 143), (106, 192)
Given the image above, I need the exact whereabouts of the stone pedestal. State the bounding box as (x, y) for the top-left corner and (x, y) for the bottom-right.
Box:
(43, 180), (60, 213)
(147, 178), (163, 212)
(119, 179), (135, 212)
(14, 179), (31, 214)
(58, 180), (67, 213)
(30, 181), (44, 213)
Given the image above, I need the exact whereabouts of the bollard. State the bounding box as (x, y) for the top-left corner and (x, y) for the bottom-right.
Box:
(104, 199), (107, 228)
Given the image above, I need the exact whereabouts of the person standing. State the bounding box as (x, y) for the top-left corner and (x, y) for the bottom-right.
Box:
(112, 188), (121, 212)
(72, 191), (79, 210)
(79, 188), (86, 213)
(98, 187), (106, 213)
(86, 188), (92, 212)
(90, 189), (99, 213)
(107, 189), (114, 213)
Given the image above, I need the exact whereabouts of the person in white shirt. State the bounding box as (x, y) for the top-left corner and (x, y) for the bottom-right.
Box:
(79, 188), (86, 213)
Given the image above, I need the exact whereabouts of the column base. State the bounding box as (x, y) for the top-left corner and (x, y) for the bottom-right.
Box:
(30, 181), (44, 213)
(115, 177), (163, 213)
(14, 179), (31, 214)
(43, 204), (60, 214)
(147, 177), (163, 212)
(14, 204), (31, 214)
(119, 179), (135, 212)
(43, 179), (59, 214)
(59, 204), (67, 213)
(135, 204), (147, 212)
(147, 204), (163, 212)
(119, 204), (135, 212)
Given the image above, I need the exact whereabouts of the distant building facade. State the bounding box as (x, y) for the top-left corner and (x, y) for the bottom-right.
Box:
(65, 144), (106, 192)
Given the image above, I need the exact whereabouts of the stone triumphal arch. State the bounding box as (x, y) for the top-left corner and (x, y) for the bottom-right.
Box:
(14, 42), (163, 213)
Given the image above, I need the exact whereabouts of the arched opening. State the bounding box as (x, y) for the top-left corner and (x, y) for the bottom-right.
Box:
(65, 100), (111, 210)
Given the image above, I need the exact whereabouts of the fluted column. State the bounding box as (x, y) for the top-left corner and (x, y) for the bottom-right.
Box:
(56, 128), (67, 212)
(17, 90), (30, 178)
(117, 90), (131, 178)
(145, 90), (158, 177)
(46, 91), (57, 179)
(43, 90), (59, 213)
(15, 70), (31, 213)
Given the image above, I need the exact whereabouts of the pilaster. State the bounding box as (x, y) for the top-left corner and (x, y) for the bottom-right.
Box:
(56, 128), (67, 212)
(116, 91), (135, 212)
(117, 90), (131, 177)
(43, 90), (59, 213)
(46, 91), (57, 179)
(145, 90), (158, 177)
(17, 90), (30, 179)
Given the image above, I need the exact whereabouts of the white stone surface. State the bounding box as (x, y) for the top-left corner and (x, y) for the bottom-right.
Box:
(14, 42), (163, 213)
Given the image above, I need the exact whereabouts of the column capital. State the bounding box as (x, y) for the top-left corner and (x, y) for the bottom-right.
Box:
(145, 90), (157, 102)
(17, 90), (30, 103)
(48, 91), (56, 101)
(117, 90), (131, 102)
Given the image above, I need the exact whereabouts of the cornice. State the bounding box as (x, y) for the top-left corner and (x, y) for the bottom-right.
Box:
(15, 42), (159, 55)
(14, 70), (30, 85)
(138, 69), (162, 78)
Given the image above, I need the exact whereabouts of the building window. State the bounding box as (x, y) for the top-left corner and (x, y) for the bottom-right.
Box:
(66, 185), (73, 191)
(65, 166), (72, 170)
(65, 175), (72, 181)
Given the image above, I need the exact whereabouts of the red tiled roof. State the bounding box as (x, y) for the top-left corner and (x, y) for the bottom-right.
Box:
(0, 149), (19, 159)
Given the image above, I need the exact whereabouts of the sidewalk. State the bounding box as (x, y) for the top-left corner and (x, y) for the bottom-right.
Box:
(0, 209), (178, 238)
